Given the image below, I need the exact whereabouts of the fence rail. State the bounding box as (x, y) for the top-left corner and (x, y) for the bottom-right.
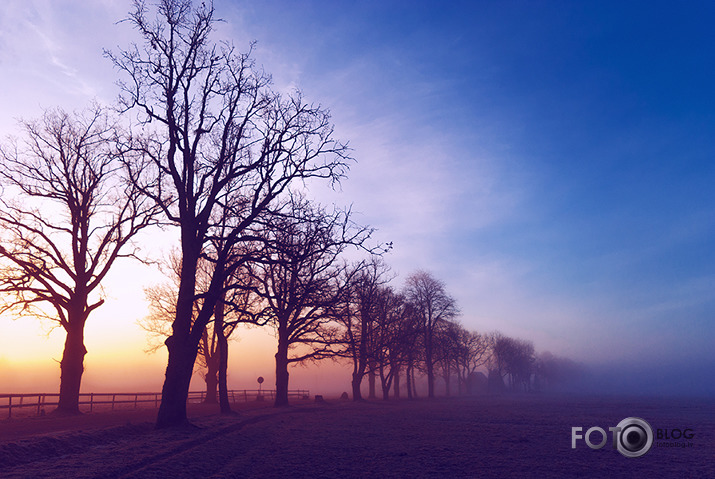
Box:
(0, 389), (310, 419)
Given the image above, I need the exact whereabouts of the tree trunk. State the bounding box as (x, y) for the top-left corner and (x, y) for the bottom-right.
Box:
(156, 335), (198, 428)
(274, 327), (290, 407)
(156, 241), (200, 428)
(405, 363), (413, 400)
(393, 367), (400, 399)
(411, 368), (418, 398)
(351, 371), (363, 401)
(216, 299), (232, 415)
(56, 322), (87, 415)
(368, 367), (376, 399)
(444, 366), (451, 397)
(427, 362), (435, 398)
(203, 360), (218, 404)
(426, 336), (435, 398)
(379, 368), (389, 400)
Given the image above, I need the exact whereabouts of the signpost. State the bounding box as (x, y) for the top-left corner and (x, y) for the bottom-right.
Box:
(257, 376), (265, 401)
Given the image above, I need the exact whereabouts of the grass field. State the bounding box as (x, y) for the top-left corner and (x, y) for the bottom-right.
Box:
(1, 394), (713, 478)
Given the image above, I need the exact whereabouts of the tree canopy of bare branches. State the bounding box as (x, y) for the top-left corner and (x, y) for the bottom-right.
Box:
(403, 270), (459, 398)
(246, 196), (372, 407)
(333, 257), (391, 400)
(490, 333), (535, 392)
(0, 104), (157, 414)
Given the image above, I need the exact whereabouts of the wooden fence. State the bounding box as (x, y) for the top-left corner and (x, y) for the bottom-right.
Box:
(0, 389), (310, 419)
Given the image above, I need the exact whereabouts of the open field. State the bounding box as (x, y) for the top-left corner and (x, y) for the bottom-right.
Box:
(1, 394), (713, 478)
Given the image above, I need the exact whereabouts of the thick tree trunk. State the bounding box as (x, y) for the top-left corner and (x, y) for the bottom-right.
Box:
(368, 368), (376, 399)
(203, 360), (219, 404)
(156, 241), (200, 428)
(156, 336), (198, 428)
(274, 327), (290, 407)
(351, 371), (363, 401)
(56, 322), (87, 415)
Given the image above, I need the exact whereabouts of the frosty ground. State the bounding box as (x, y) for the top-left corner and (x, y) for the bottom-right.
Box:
(1, 394), (713, 478)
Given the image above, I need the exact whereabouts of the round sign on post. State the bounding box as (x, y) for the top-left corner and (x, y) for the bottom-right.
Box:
(257, 376), (265, 401)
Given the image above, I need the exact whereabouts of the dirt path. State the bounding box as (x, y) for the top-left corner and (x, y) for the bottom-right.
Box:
(1, 395), (713, 478)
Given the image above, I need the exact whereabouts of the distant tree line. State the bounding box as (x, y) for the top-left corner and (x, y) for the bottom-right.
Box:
(0, 0), (582, 426)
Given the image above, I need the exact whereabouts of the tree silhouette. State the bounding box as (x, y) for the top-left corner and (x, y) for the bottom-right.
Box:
(403, 271), (459, 398)
(334, 257), (389, 401)
(372, 286), (408, 400)
(434, 319), (462, 397)
(400, 301), (424, 399)
(0, 105), (157, 414)
(107, 0), (349, 427)
(246, 196), (371, 407)
(490, 333), (535, 392)
(452, 326), (491, 395)
(140, 253), (242, 405)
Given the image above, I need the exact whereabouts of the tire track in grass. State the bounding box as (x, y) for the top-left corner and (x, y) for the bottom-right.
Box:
(109, 406), (327, 478)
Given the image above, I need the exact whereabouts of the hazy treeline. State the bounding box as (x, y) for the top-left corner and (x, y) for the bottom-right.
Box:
(0, 0), (581, 426)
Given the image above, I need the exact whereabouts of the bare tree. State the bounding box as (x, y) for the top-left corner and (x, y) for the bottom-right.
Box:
(246, 196), (371, 407)
(0, 105), (157, 414)
(334, 257), (389, 400)
(434, 320), (461, 397)
(400, 302), (424, 399)
(453, 327), (491, 395)
(372, 286), (407, 400)
(107, 0), (349, 427)
(490, 333), (535, 392)
(403, 271), (459, 398)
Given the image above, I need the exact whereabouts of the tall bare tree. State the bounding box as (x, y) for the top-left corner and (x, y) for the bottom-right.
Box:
(108, 0), (349, 427)
(334, 257), (389, 401)
(0, 105), (157, 414)
(246, 196), (371, 407)
(434, 319), (461, 397)
(372, 286), (407, 400)
(400, 301), (424, 399)
(403, 271), (459, 398)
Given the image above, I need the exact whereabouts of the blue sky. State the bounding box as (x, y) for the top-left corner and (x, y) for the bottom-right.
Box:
(1, 1), (714, 393)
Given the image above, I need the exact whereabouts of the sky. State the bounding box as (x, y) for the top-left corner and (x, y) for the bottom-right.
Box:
(1, 0), (714, 396)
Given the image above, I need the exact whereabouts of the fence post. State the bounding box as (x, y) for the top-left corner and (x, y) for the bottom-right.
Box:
(8, 395), (11, 419)
(112, 394), (116, 411)
(134, 394), (138, 408)
(90, 393), (94, 413)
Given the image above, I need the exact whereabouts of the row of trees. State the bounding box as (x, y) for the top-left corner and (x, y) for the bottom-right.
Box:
(0, 0), (384, 426)
(0, 0), (581, 427)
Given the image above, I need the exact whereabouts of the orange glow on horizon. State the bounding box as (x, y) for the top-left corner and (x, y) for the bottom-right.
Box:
(1, 312), (353, 397)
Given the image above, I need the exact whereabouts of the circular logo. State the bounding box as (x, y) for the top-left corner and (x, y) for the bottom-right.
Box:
(615, 417), (653, 458)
